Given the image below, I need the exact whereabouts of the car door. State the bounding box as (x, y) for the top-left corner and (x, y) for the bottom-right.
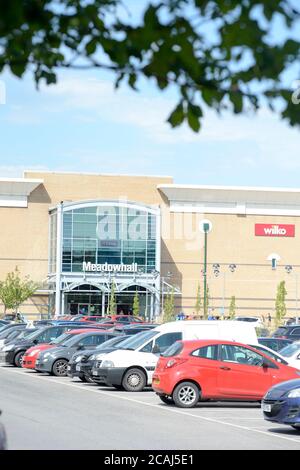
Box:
(186, 344), (220, 396)
(217, 344), (273, 398)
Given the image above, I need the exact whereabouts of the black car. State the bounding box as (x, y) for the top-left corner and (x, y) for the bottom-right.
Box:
(258, 337), (293, 352)
(0, 327), (37, 347)
(0, 324), (96, 367)
(36, 331), (117, 376)
(272, 325), (300, 342)
(67, 335), (129, 382)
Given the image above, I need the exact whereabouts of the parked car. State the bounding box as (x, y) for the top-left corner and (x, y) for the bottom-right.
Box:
(106, 315), (146, 324)
(35, 331), (117, 377)
(0, 410), (7, 450)
(22, 327), (105, 370)
(152, 339), (300, 408)
(258, 337), (293, 352)
(112, 324), (158, 335)
(90, 320), (258, 392)
(272, 325), (300, 342)
(0, 324), (97, 367)
(278, 342), (300, 370)
(0, 323), (26, 334)
(236, 316), (263, 324)
(0, 328), (37, 349)
(67, 335), (129, 382)
(262, 379), (300, 430)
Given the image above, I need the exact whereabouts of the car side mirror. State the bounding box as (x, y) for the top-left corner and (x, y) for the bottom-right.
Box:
(262, 361), (269, 369)
(152, 344), (161, 355)
(33, 339), (38, 345)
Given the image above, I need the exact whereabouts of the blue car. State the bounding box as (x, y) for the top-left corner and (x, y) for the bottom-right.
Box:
(262, 379), (300, 431)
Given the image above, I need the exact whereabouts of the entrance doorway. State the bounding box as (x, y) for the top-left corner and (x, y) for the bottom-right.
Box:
(64, 284), (154, 319)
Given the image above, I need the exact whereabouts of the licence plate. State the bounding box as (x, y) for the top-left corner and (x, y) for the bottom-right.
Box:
(92, 371), (98, 376)
(76, 364), (81, 371)
(262, 403), (272, 412)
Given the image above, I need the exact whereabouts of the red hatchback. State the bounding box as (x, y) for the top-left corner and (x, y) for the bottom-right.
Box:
(152, 339), (300, 408)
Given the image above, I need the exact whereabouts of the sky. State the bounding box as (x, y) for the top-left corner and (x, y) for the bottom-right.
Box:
(0, 2), (300, 188)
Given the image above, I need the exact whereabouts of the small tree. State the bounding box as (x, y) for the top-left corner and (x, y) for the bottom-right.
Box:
(0, 267), (38, 317)
(163, 288), (175, 323)
(228, 296), (236, 319)
(108, 280), (117, 316)
(132, 291), (140, 317)
(195, 283), (202, 317)
(275, 281), (287, 327)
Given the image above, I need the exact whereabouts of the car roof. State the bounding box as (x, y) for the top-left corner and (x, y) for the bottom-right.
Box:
(180, 339), (265, 349)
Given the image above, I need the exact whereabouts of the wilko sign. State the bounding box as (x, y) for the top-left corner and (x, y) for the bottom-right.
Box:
(255, 224), (295, 237)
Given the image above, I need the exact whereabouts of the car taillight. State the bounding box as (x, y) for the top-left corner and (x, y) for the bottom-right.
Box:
(165, 358), (187, 369)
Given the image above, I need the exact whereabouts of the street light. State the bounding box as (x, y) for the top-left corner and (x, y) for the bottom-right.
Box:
(213, 264), (237, 317)
(285, 265), (299, 324)
(199, 219), (212, 319)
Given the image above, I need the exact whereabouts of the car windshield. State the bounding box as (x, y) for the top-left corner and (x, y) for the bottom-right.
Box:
(95, 336), (125, 350)
(21, 329), (43, 341)
(49, 332), (74, 345)
(280, 343), (300, 358)
(16, 329), (37, 339)
(118, 330), (158, 350)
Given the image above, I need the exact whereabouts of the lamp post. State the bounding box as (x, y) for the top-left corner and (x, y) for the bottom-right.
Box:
(213, 264), (237, 317)
(199, 219), (212, 319)
(285, 265), (299, 325)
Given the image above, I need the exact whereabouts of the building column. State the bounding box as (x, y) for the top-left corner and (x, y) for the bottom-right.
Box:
(55, 202), (63, 316)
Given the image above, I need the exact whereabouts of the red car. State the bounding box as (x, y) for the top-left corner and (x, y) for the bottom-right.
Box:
(152, 339), (300, 408)
(22, 328), (103, 370)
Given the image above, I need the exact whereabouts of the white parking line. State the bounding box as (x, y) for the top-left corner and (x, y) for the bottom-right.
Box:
(2, 367), (300, 446)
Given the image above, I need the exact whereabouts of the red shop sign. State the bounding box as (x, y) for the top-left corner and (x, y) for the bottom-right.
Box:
(255, 224), (295, 237)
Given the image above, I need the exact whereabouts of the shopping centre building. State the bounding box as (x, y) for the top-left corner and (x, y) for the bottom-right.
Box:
(1, 170), (300, 321)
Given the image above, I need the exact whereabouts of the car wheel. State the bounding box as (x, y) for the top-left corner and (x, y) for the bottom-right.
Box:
(157, 394), (174, 405)
(121, 368), (146, 392)
(52, 359), (69, 377)
(14, 351), (25, 368)
(172, 382), (200, 408)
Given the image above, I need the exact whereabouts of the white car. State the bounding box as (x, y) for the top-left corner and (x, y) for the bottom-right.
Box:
(279, 341), (300, 369)
(250, 343), (292, 366)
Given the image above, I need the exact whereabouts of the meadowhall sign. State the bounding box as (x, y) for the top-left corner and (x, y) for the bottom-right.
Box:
(255, 224), (295, 237)
(82, 262), (138, 273)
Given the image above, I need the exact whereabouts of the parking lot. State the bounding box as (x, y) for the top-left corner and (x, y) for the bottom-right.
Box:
(1, 365), (300, 450)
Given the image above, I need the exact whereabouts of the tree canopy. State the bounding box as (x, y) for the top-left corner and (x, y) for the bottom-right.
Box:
(1, 0), (299, 131)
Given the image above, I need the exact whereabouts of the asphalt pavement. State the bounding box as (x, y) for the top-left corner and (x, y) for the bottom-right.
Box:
(1, 366), (300, 450)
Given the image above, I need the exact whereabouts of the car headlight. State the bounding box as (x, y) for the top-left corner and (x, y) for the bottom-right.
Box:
(89, 354), (96, 361)
(287, 388), (300, 398)
(74, 355), (83, 363)
(3, 345), (14, 352)
(101, 360), (115, 368)
(42, 352), (51, 359)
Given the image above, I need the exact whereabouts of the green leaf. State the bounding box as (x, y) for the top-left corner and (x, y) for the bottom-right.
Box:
(167, 102), (185, 128)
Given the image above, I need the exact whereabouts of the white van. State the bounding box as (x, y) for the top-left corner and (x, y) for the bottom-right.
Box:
(91, 320), (258, 392)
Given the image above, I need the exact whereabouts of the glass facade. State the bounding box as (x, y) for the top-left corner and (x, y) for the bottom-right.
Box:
(49, 212), (57, 274)
(61, 204), (157, 274)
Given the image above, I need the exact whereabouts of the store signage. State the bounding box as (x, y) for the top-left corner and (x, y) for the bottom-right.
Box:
(255, 224), (295, 237)
(82, 262), (138, 273)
